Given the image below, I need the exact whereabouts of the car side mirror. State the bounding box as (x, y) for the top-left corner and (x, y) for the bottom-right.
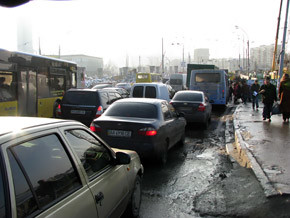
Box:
(115, 152), (131, 165)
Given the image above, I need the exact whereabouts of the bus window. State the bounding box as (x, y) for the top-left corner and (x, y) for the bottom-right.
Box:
(0, 72), (16, 102)
(195, 73), (220, 83)
(38, 73), (49, 98)
(50, 75), (65, 97)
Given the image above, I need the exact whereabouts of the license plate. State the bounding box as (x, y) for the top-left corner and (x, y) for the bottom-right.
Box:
(107, 130), (132, 138)
(71, 110), (86, 115)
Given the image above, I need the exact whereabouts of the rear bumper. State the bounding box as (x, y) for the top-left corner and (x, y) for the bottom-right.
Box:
(99, 136), (163, 159)
(183, 112), (207, 123)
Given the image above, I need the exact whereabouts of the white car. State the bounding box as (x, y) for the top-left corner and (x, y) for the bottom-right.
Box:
(0, 117), (143, 218)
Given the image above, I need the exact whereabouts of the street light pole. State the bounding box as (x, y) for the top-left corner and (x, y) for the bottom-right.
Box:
(235, 25), (250, 76)
(162, 37), (165, 75)
(278, 0), (290, 84)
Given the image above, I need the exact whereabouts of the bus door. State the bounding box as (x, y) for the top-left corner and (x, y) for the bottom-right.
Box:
(19, 70), (37, 116)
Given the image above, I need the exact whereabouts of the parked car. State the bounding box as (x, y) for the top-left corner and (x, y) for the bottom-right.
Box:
(130, 83), (170, 102)
(103, 87), (130, 98)
(60, 88), (122, 126)
(116, 83), (132, 92)
(0, 116), (143, 218)
(170, 90), (212, 128)
(90, 98), (186, 164)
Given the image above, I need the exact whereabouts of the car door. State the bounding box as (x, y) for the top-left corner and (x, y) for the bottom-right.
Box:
(1, 130), (98, 218)
(62, 128), (130, 218)
(167, 102), (185, 144)
(161, 102), (178, 148)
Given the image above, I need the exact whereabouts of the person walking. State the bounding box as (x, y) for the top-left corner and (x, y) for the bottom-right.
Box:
(259, 76), (277, 122)
(241, 80), (250, 104)
(278, 73), (290, 122)
(251, 79), (260, 111)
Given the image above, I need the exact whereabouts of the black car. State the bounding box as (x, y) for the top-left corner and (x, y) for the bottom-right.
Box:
(170, 90), (212, 128)
(60, 88), (122, 126)
(90, 98), (186, 164)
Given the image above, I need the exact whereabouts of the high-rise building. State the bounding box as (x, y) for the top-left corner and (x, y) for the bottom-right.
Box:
(250, 44), (281, 72)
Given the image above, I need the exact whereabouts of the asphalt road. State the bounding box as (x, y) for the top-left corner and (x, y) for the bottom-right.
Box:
(137, 104), (290, 218)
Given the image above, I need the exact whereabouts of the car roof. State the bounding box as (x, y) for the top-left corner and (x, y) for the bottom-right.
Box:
(132, 82), (166, 87)
(176, 90), (204, 95)
(113, 98), (165, 105)
(67, 88), (99, 92)
(0, 117), (73, 136)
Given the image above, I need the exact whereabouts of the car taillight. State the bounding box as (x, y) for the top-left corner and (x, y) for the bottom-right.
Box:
(198, 103), (206, 112)
(95, 106), (103, 118)
(138, 127), (157, 136)
(57, 104), (61, 116)
(90, 123), (101, 132)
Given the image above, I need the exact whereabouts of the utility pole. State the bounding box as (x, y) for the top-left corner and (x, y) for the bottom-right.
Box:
(272, 0), (283, 73)
(278, 0), (290, 85)
(162, 38), (164, 75)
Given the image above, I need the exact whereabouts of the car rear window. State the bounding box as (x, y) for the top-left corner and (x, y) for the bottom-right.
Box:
(145, 86), (156, 98)
(62, 91), (100, 105)
(173, 92), (203, 102)
(105, 102), (158, 119)
(132, 86), (143, 97)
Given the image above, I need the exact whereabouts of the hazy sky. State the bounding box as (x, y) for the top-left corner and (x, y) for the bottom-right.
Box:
(0, 0), (288, 67)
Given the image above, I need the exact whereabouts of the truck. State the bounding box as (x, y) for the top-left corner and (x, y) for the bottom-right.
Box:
(168, 73), (187, 91)
(186, 64), (218, 88)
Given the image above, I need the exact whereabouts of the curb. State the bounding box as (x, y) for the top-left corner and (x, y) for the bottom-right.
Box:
(228, 105), (279, 197)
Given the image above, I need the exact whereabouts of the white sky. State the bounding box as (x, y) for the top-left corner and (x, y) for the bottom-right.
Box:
(0, 0), (288, 67)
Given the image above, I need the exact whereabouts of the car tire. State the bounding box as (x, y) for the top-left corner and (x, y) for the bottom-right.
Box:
(124, 175), (142, 217)
(179, 132), (185, 146)
(203, 119), (209, 130)
(159, 141), (168, 165)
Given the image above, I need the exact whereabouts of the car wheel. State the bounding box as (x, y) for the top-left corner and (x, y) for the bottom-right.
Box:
(179, 132), (185, 146)
(203, 118), (209, 130)
(159, 141), (168, 165)
(124, 175), (142, 217)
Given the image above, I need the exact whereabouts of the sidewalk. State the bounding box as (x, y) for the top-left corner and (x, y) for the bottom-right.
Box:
(228, 102), (290, 197)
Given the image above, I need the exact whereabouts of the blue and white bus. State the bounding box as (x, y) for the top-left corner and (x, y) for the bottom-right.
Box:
(189, 69), (228, 105)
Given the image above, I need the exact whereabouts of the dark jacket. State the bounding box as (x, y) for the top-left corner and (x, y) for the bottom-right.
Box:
(279, 78), (290, 113)
(260, 83), (277, 104)
(251, 83), (260, 95)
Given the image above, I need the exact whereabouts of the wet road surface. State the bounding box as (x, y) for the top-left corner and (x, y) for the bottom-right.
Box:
(137, 104), (290, 218)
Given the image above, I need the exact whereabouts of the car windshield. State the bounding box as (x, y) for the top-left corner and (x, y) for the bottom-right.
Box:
(105, 102), (158, 119)
(173, 92), (203, 102)
(62, 91), (99, 105)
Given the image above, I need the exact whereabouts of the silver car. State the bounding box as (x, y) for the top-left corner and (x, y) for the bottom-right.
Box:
(0, 117), (143, 218)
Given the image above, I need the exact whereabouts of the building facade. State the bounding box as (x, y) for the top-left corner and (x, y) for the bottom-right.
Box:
(194, 48), (210, 64)
(60, 54), (103, 78)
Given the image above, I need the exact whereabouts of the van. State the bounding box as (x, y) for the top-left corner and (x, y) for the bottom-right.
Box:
(130, 83), (170, 101)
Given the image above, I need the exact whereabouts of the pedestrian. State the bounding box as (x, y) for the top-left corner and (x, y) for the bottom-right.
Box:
(241, 80), (250, 104)
(278, 73), (290, 122)
(259, 76), (277, 122)
(233, 81), (241, 104)
(251, 79), (260, 111)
